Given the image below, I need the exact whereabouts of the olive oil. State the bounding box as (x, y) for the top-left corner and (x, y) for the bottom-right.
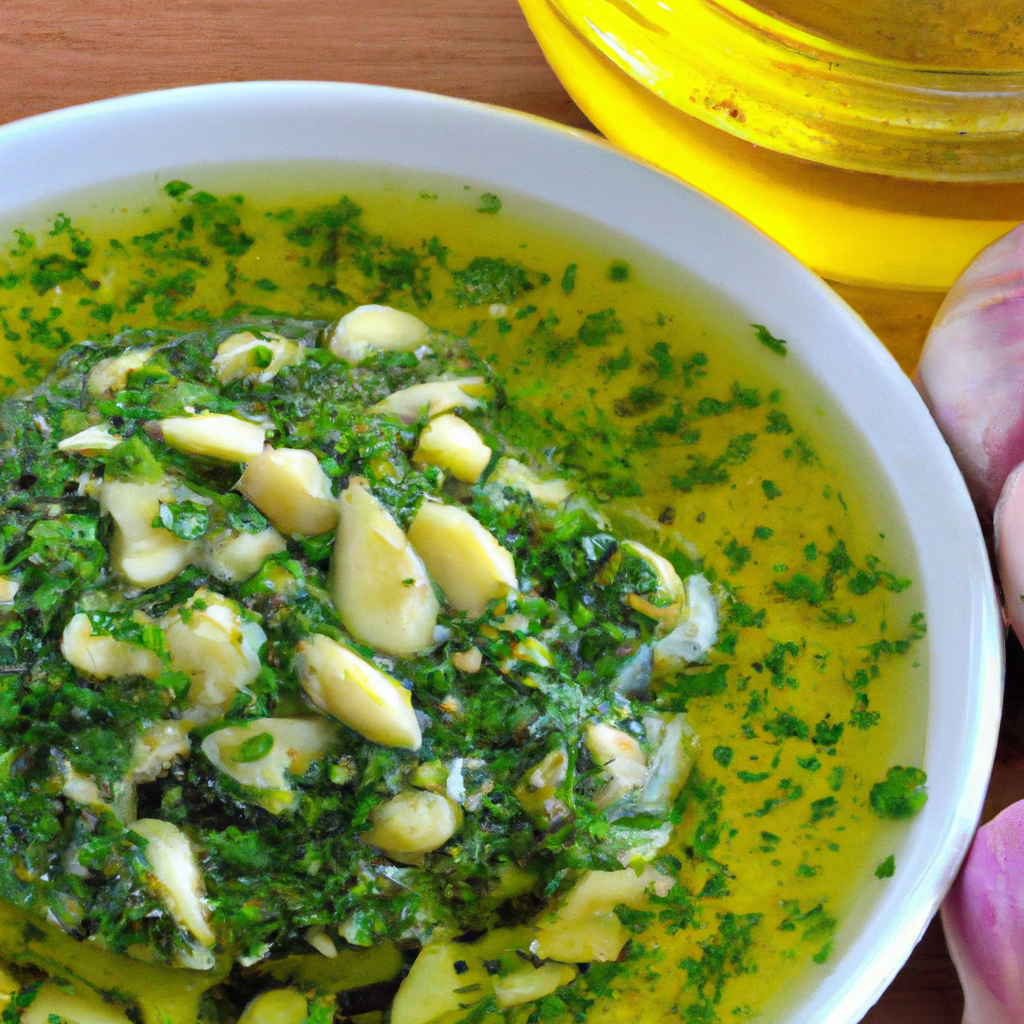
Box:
(0, 172), (927, 1022)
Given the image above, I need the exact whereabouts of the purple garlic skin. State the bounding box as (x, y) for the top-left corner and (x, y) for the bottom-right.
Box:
(915, 221), (1024, 525)
(996, 462), (1024, 643)
(943, 801), (1024, 1024)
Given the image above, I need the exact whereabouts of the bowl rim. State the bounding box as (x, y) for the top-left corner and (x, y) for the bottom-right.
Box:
(0, 80), (1004, 1024)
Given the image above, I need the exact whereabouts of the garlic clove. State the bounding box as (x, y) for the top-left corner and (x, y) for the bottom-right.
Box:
(200, 526), (287, 583)
(201, 716), (338, 814)
(391, 927), (535, 1024)
(327, 304), (429, 363)
(413, 414), (492, 483)
(331, 477), (438, 656)
(360, 789), (462, 864)
(131, 818), (215, 948)
(155, 413), (265, 463)
(943, 799), (1024, 1024)
(163, 588), (263, 716)
(514, 748), (569, 828)
(236, 990), (310, 1024)
(237, 447), (338, 536)
(586, 722), (648, 810)
(407, 500), (517, 618)
(87, 348), (153, 398)
(294, 633), (422, 750)
(533, 867), (669, 964)
(490, 457), (571, 506)
(493, 962), (578, 1010)
(130, 720), (193, 784)
(22, 981), (135, 1024)
(61, 612), (164, 681)
(101, 477), (196, 588)
(995, 462), (1024, 650)
(621, 539), (685, 603)
(372, 377), (487, 425)
(653, 574), (718, 672)
(57, 423), (122, 454)
(915, 220), (1024, 522)
(212, 330), (305, 384)
(636, 713), (699, 816)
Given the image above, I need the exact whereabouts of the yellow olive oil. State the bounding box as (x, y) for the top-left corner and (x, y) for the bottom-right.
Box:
(0, 168), (927, 1022)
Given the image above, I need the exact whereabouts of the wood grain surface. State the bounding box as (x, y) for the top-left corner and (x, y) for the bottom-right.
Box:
(1, 1), (1014, 1021)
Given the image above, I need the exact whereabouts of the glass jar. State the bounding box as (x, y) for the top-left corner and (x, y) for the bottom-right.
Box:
(519, 0), (1024, 370)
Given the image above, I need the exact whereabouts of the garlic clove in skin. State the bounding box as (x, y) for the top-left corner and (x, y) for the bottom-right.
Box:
(996, 463), (1024, 646)
(915, 221), (1024, 524)
(914, 222), (1024, 651)
(942, 800), (1024, 1024)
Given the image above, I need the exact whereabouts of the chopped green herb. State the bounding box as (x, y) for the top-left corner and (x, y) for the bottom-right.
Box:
(875, 854), (896, 879)
(477, 192), (502, 215)
(753, 323), (788, 356)
(870, 766), (928, 819)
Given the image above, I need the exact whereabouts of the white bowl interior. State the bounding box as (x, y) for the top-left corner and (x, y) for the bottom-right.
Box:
(0, 81), (1003, 1024)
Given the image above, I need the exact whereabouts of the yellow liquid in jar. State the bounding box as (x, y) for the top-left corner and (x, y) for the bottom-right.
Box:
(520, 0), (1024, 372)
(749, 0), (1024, 69)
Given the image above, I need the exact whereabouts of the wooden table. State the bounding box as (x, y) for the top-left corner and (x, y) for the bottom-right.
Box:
(3, 1), (1018, 1019)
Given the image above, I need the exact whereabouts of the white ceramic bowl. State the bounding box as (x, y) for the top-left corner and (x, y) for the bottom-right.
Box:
(0, 82), (1003, 1023)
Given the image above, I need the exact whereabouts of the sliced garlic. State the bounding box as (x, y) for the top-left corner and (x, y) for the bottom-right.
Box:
(653, 574), (718, 671)
(533, 866), (670, 963)
(61, 612), (164, 680)
(237, 447), (338, 536)
(586, 722), (648, 810)
(490, 457), (571, 507)
(22, 981), (135, 1024)
(514, 748), (569, 828)
(391, 927), (535, 1024)
(237, 990), (309, 1024)
(331, 477), (438, 656)
(212, 330), (305, 384)
(201, 526), (287, 583)
(493, 962), (578, 1010)
(372, 377), (486, 425)
(407, 500), (517, 618)
(57, 423), (122, 454)
(130, 721), (193, 784)
(62, 768), (109, 810)
(294, 633), (422, 750)
(360, 789), (461, 865)
(0, 966), (18, 1013)
(451, 647), (482, 673)
(163, 589), (264, 716)
(510, 637), (553, 668)
(201, 717), (338, 814)
(621, 540), (685, 604)
(637, 713), (699, 816)
(131, 818), (215, 948)
(328, 304), (429, 363)
(0, 576), (18, 604)
(101, 477), (196, 588)
(156, 412), (265, 463)
(413, 414), (492, 483)
(305, 925), (338, 958)
(87, 348), (153, 398)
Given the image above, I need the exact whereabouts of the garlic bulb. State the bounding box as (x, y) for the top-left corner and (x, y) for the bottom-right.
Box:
(943, 800), (1024, 1024)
